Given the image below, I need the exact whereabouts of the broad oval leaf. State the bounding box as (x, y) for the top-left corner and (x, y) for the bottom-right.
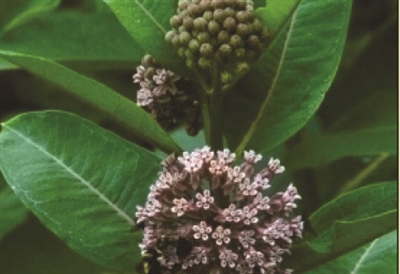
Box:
(0, 111), (161, 270)
(0, 50), (181, 154)
(225, 0), (352, 155)
(286, 182), (397, 272)
(304, 230), (397, 274)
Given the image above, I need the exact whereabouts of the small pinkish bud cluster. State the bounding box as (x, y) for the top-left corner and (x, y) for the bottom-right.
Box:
(133, 55), (202, 135)
(133, 54), (180, 108)
(136, 147), (303, 274)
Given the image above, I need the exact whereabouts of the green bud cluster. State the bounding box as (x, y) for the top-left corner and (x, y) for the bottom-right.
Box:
(166, 0), (270, 84)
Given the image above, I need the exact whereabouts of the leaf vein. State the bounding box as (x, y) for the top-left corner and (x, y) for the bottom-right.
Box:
(5, 125), (136, 227)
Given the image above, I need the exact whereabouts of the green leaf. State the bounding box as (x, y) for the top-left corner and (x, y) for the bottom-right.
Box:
(0, 50), (181, 154)
(304, 230), (397, 274)
(0, 175), (28, 240)
(0, 110), (161, 271)
(256, 0), (299, 34)
(286, 78), (397, 169)
(0, 3), (145, 68)
(103, 0), (186, 74)
(286, 182), (397, 272)
(286, 127), (396, 169)
(225, 0), (352, 155)
(0, 0), (60, 35)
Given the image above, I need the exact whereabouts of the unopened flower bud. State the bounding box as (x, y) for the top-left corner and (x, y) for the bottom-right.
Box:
(251, 18), (263, 33)
(218, 43), (232, 59)
(141, 54), (154, 67)
(179, 31), (192, 46)
(236, 23), (250, 36)
(203, 10), (213, 22)
(211, 0), (225, 9)
(197, 31), (210, 43)
(221, 70), (233, 83)
(235, 62), (250, 76)
(200, 43), (213, 58)
(165, 30), (177, 43)
(185, 48), (194, 59)
(247, 35), (260, 49)
(229, 34), (243, 49)
(235, 48), (246, 59)
(178, 1), (189, 11)
(224, 7), (235, 18)
(170, 15), (183, 28)
(186, 59), (195, 68)
(178, 47), (185, 57)
(208, 20), (220, 35)
(189, 39), (200, 52)
(198, 57), (211, 68)
(193, 17), (208, 31)
(188, 3), (202, 17)
(213, 9), (226, 22)
(236, 0), (248, 9)
(183, 17), (194, 30)
(223, 17), (236, 33)
(236, 10), (253, 23)
(217, 30), (230, 44)
(144, 67), (156, 79)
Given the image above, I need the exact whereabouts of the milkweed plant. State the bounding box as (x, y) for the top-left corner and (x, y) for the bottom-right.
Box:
(0, 0), (397, 274)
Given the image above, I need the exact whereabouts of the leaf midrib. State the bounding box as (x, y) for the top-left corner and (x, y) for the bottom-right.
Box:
(234, 7), (299, 156)
(350, 238), (377, 274)
(132, 0), (166, 33)
(4, 125), (136, 226)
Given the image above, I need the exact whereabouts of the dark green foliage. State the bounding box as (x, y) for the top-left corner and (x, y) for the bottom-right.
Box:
(0, 0), (397, 273)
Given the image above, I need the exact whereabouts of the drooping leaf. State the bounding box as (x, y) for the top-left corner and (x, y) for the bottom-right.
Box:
(225, 0), (352, 156)
(286, 182), (397, 272)
(0, 50), (181, 154)
(0, 174), (28, 240)
(0, 2), (145, 69)
(102, 0), (187, 75)
(0, 110), (161, 271)
(0, 0), (60, 35)
(304, 230), (397, 274)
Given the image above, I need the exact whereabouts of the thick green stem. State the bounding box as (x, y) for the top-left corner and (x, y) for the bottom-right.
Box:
(208, 63), (223, 151)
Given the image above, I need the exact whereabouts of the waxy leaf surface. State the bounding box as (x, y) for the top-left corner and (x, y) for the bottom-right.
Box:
(0, 2), (144, 68)
(0, 111), (161, 270)
(304, 230), (397, 274)
(225, 0), (352, 155)
(286, 182), (397, 272)
(0, 50), (181, 154)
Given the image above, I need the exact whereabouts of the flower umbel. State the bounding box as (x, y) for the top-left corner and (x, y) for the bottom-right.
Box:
(136, 147), (303, 274)
(133, 54), (202, 135)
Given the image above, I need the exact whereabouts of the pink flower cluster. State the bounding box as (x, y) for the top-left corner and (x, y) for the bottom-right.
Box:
(133, 55), (180, 107)
(136, 147), (303, 274)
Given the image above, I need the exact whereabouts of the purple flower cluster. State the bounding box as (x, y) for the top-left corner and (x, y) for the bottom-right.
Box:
(133, 55), (180, 108)
(136, 147), (303, 274)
